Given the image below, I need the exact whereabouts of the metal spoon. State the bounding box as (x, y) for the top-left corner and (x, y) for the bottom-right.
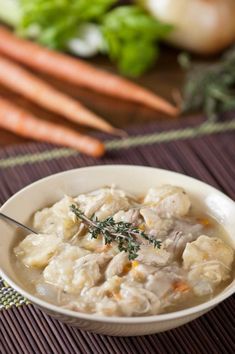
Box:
(0, 212), (38, 234)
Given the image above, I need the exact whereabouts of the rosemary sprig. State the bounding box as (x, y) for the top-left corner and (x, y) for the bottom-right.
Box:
(180, 46), (235, 120)
(70, 204), (161, 260)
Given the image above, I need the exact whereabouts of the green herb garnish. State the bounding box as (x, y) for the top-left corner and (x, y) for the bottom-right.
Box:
(102, 5), (172, 77)
(180, 46), (235, 120)
(70, 204), (161, 260)
(18, 0), (116, 49)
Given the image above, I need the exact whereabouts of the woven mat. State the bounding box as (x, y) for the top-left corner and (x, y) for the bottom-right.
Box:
(0, 116), (235, 353)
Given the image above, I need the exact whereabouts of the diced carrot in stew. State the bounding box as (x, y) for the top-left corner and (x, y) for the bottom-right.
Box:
(173, 281), (190, 293)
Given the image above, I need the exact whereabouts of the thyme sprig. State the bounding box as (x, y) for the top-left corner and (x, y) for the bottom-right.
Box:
(70, 204), (161, 260)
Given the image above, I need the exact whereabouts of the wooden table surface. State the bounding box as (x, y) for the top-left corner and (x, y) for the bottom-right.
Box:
(0, 46), (184, 148)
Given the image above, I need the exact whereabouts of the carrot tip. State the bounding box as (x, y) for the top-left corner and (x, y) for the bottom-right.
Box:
(112, 128), (128, 138)
(91, 142), (106, 158)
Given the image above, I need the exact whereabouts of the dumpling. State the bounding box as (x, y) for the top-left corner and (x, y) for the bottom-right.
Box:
(183, 235), (234, 296)
(136, 245), (171, 266)
(140, 208), (174, 237)
(73, 253), (111, 290)
(183, 235), (234, 269)
(76, 187), (130, 220)
(43, 244), (90, 293)
(14, 233), (61, 268)
(144, 186), (191, 218)
(34, 196), (79, 240)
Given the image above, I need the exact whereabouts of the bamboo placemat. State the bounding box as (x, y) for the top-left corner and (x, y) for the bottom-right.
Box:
(0, 116), (235, 353)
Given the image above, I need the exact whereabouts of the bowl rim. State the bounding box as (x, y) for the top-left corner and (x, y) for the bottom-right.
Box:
(0, 164), (234, 324)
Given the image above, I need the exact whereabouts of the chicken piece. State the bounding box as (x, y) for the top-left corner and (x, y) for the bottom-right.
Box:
(183, 235), (234, 296)
(77, 232), (118, 256)
(80, 277), (121, 316)
(145, 264), (191, 310)
(34, 196), (79, 240)
(145, 264), (186, 299)
(146, 273), (173, 300)
(14, 233), (61, 268)
(82, 275), (123, 306)
(119, 282), (161, 316)
(165, 233), (193, 260)
(101, 275), (123, 294)
(43, 244), (90, 293)
(113, 209), (140, 224)
(85, 276), (121, 301)
(105, 252), (130, 279)
(140, 208), (161, 229)
(73, 253), (111, 290)
(77, 232), (104, 252)
(174, 219), (203, 236)
(75, 187), (130, 220)
(136, 245), (171, 266)
(164, 219), (203, 259)
(144, 185), (191, 218)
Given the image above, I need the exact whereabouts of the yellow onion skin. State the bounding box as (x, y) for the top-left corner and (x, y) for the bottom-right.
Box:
(141, 0), (235, 55)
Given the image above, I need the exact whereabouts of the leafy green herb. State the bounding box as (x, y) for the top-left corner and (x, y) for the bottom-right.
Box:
(0, 1), (172, 76)
(180, 47), (235, 120)
(102, 5), (172, 77)
(70, 204), (161, 260)
(18, 0), (116, 49)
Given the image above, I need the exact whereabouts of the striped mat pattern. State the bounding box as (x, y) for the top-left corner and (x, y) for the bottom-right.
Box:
(0, 117), (235, 353)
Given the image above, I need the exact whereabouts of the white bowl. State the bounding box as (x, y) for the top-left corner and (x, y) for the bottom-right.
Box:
(0, 165), (234, 336)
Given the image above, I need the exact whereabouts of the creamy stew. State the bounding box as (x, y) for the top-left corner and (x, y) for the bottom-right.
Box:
(14, 185), (234, 317)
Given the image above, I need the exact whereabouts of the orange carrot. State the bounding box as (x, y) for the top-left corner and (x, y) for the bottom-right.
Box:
(0, 27), (178, 116)
(197, 217), (211, 227)
(0, 97), (104, 157)
(173, 281), (190, 293)
(0, 56), (120, 135)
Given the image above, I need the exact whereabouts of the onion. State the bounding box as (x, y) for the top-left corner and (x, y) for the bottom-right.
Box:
(140, 0), (235, 54)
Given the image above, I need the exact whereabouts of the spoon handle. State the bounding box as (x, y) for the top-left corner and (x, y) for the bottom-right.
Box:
(0, 212), (38, 234)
